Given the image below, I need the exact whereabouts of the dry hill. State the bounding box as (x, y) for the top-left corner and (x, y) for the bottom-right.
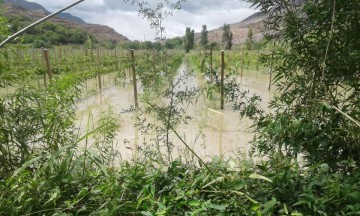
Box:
(195, 11), (266, 45)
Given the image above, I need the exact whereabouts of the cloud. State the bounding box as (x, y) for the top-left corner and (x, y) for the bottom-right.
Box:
(181, 0), (252, 13)
(27, 0), (257, 41)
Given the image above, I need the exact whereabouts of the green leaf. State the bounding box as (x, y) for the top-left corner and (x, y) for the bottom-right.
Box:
(189, 200), (201, 206)
(284, 203), (289, 215)
(11, 155), (45, 179)
(86, 149), (109, 177)
(291, 212), (303, 216)
(157, 201), (166, 210)
(245, 195), (259, 204)
(261, 198), (277, 214)
(202, 176), (225, 188)
(44, 188), (60, 205)
(249, 173), (273, 183)
(293, 200), (308, 207)
(141, 211), (153, 216)
(231, 190), (245, 196)
(206, 203), (229, 211)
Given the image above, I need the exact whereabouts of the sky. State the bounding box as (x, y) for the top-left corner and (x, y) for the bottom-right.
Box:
(27, 0), (257, 41)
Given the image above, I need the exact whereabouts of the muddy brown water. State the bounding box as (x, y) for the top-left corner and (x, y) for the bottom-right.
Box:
(75, 60), (274, 162)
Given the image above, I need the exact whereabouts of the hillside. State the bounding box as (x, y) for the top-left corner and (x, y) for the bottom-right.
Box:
(2, 2), (129, 44)
(3, 0), (86, 24)
(195, 11), (266, 46)
(197, 0), (307, 46)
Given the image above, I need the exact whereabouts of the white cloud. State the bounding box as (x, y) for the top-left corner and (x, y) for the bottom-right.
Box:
(27, 0), (257, 41)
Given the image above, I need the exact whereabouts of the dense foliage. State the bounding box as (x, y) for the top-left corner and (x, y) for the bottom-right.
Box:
(246, 0), (360, 173)
(6, 15), (93, 47)
(118, 38), (183, 51)
(246, 28), (253, 50)
(222, 24), (233, 50)
(184, 27), (195, 53)
(200, 25), (208, 48)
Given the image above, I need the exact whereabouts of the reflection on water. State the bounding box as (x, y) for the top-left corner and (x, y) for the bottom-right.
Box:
(75, 61), (274, 162)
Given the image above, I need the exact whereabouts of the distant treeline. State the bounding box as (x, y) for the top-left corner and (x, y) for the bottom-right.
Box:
(118, 37), (184, 50)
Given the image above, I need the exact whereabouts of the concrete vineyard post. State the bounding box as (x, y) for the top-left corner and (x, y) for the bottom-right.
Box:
(221, 50), (225, 110)
(130, 49), (139, 109)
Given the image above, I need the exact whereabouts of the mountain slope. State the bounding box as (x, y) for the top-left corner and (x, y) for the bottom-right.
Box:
(4, 0), (86, 24)
(57, 13), (86, 24)
(198, 0), (307, 46)
(2, 2), (129, 43)
(3, 0), (48, 13)
(195, 11), (266, 46)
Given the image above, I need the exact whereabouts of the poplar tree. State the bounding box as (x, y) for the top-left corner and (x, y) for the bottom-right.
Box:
(200, 25), (208, 48)
(222, 24), (233, 50)
(245, 28), (253, 50)
(184, 27), (194, 53)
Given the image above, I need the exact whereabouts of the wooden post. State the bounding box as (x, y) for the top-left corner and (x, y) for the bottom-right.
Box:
(42, 55), (47, 88)
(210, 48), (213, 82)
(240, 49), (244, 82)
(130, 49), (138, 108)
(268, 58), (273, 91)
(43, 49), (53, 81)
(153, 50), (156, 73)
(59, 48), (62, 64)
(31, 48), (35, 63)
(221, 50), (225, 110)
(53, 48), (57, 64)
(97, 49), (102, 93)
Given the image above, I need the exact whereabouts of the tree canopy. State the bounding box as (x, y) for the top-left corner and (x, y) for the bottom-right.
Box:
(246, 0), (360, 173)
(184, 27), (194, 53)
(222, 24), (233, 50)
(200, 25), (208, 48)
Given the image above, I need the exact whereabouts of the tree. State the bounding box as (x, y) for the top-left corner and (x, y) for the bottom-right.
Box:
(222, 24), (233, 50)
(246, 0), (360, 173)
(245, 28), (253, 50)
(184, 27), (194, 53)
(200, 25), (208, 48)
(130, 0), (185, 45)
(165, 37), (183, 49)
(208, 41), (219, 50)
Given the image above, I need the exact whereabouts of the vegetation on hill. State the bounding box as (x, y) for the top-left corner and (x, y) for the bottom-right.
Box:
(5, 14), (95, 47)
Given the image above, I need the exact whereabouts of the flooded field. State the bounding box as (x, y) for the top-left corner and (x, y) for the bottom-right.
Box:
(75, 59), (274, 162)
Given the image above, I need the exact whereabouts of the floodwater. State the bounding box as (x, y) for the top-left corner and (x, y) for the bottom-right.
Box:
(75, 59), (273, 162)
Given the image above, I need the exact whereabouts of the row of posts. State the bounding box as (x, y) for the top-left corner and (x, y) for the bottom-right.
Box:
(41, 49), (271, 111)
(218, 50), (273, 109)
